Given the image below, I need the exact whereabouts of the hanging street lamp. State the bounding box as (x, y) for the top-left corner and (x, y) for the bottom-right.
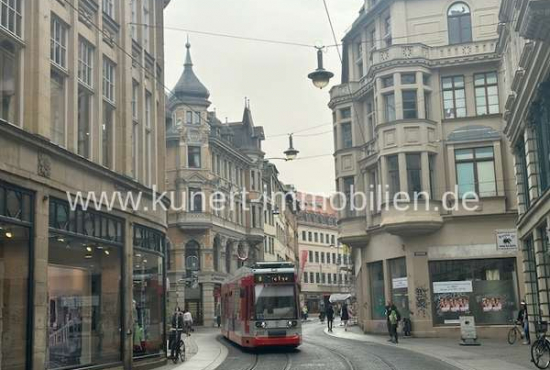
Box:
(308, 46), (334, 89)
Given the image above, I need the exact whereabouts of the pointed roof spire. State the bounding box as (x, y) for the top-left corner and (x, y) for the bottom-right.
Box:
(173, 38), (210, 105)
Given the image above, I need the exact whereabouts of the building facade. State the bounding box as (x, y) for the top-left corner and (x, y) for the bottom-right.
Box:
(165, 43), (266, 327)
(330, 0), (521, 338)
(297, 194), (351, 313)
(498, 0), (550, 329)
(0, 0), (169, 369)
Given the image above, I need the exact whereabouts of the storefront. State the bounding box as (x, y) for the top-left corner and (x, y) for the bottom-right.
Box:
(0, 181), (33, 370)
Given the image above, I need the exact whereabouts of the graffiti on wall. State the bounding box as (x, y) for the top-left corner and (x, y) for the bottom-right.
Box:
(415, 285), (430, 318)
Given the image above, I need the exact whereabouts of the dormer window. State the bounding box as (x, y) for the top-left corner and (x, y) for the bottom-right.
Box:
(448, 2), (472, 45)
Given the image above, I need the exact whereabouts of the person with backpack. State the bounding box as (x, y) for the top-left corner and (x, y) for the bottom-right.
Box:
(326, 302), (335, 332)
(169, 307), (184, 359)
(385, 301), (401, 343)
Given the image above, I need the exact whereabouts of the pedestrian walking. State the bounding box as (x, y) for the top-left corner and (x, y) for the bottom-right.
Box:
(302, 305), (308, 321)
(385, 301), (401, 344)
(341, 302), (350, 331)
(326, 302), (335, 332)
(169, 307), (184, 359)
(517, 300), (530, 344)
(183, 309), (193, 336)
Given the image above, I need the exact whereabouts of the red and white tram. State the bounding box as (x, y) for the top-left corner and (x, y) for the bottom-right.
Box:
(221, 262), (302, 348)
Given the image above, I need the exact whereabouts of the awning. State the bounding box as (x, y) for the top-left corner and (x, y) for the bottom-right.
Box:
(329, 293), (352, 303)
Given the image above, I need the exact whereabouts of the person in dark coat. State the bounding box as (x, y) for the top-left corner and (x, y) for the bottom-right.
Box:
(169, 307), (184, 358)
(517, 300), (530, 344)
(341, 302), (350, 331)
(326, 302), (335, 332)
(385, 301), (401, 344)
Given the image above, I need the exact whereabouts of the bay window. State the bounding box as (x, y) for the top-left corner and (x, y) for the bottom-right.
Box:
(188, 146), (201, 168)
(341, 122), (352, 149)
(402, 90), (418, 119)
(406, 153), (421, 197)
(384, 93), (395, 122)
(387, 155), (400, 198)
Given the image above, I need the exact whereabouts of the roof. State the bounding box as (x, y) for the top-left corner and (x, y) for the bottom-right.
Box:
(172, 41), (210, 104)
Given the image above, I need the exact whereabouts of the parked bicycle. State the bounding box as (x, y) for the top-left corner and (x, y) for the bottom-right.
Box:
(170, 329), (186, 364)
(508, 320), (525, 344)
(531, 321), (550, 369)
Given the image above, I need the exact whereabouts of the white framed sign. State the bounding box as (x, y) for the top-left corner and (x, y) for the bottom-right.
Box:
(433, 280), (473, 294)
(496, 230), (518, 251)
(392, 277), (408, 289)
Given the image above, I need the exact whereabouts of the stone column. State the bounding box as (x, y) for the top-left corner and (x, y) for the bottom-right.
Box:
(202, 282), (215, 327)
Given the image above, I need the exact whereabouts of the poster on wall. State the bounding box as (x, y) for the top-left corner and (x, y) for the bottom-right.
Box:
(433, 281), (473, 325)
(392, 277), (408, 289)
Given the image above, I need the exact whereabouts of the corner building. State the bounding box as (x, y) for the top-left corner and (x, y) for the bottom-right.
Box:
(165, 43), (266, 327)
(0, 0), (170, 369)
(330, 0), (522, 338)
(498, 0), (550, 331)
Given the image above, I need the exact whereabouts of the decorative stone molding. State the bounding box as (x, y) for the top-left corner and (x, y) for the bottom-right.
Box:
(37, 153), (51, 178)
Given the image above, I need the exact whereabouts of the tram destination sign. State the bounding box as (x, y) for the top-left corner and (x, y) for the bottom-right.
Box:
(254, 273), (295, 284)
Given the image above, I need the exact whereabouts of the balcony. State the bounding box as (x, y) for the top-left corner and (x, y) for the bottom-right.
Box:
(246, 226), (265, 244)
(175, 212), (247, 235)
(329, 82), (360, 103)
(380, 200), (443, 236)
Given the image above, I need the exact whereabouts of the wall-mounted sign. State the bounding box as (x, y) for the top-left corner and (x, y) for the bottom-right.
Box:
(392, 277), (408, 289)
(433, 280), (473, 294)
(496, 230), (518, 251)
(414, 251), (428, 256)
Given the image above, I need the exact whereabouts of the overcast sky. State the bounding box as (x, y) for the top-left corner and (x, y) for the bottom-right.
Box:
(164, 0), (363, 195)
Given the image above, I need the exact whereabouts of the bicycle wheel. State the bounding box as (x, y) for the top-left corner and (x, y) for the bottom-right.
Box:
(508, 328), (517, 345)
(531, 339), (550, 369)
(179, 340), (186, 362)
(172, 350), (179, 364)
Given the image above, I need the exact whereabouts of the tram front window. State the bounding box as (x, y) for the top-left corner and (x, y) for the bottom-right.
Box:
(254, 285), (297, 320)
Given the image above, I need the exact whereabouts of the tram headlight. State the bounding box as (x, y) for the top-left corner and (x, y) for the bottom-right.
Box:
(287, 320), (293, 328)
(256, 321), (267, 329)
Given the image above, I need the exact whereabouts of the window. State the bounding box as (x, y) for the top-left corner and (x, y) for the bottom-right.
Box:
(308, 250), (313, 262)
(50, 71), (66, 146)
(533, 100), (550, 192)
(103, 0), (114, 18)
(188, 188), (203, 212)
(341, 122), (352, 148)
(78, 39), (94, 88)
(401, 73), (415, 84)
(515, 139), (530, 209)
(331, 235), (335, 245)
(355, 40), (363, 78)
(402, 90), (418, 119)
(320, 233), (324, 243)
(315, 273), (320, 284)
(429, 258), (518, 325)
(343, 176), (355, 217)
(429, 155), (436, 199)
(132, 121), (139, 178)
(308, 232), (312, 242)
(315, 251), (319, 263)
(423, 73), (431, 86)
(132, 81), (139, 121)
(382, 75), (394, 88)
(369, 261), (386, 319)
(142, 0), (151, 52)
(102, 105), (114, 168)
(194, 111), (201, 124)
(188, 146), (201, 168)
(448, 2), (472, 45)
(186, 111), (193, 124)
(0, 41), (20, 124)
(384, 16), (392, 46)
(328, 273), (332, 284)
(321, 252), (325, 263)
(103, 58), (116, 104)
(474, 72), (499, 115)
(406, 153), (422, 197)
(131, 0), (137, 40)
(424, 92), (431, 120)
(442, 76), (466, 119)
(455, 147), (496, 198)
(77, 88), (91, 158)
(332, 253), (336, 264)
(145, 91), (153, 185)
(304, 272), (308, 283)
(384, 93), (396, 122)
(310, 272), (314, 283)
(0, 0), (22, 37)
(51, 16), (68, 69)
(340, 107), (352, 120)
(326, 253), (330, 264)
(321, 273), (326, 284)
(314, 232), (318, 242)
(302, 231), (307, 241)
(387, 155), (400, 197)
(366, 101), (375, 139)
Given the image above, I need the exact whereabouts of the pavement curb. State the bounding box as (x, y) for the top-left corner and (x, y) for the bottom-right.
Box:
(323, 327), (476, 370)
(172, 329), (228, 370)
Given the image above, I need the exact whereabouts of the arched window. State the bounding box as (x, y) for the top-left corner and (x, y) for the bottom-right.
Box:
(185, 240), (200, 278)
(448, 2), (472, 45)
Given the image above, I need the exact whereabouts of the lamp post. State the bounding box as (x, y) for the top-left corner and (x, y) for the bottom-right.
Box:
(265, 134), (300, 162)
(308, 46), (334, 89)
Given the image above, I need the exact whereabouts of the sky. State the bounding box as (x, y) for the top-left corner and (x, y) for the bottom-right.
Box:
(163, 0), (363, 195)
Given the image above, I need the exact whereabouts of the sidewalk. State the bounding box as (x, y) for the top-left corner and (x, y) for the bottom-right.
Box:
(325, 324), (533, 370)
(160, 328), (228, 370)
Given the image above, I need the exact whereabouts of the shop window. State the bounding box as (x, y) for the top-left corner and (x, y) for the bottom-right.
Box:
(0, 182), (32, 370)
(387, 155), (400, 198)
(389, 258), (409, 319)
(448, 2), (472, 45)
(132, 225), (165, 358)
(384, 93), (395, 122)
(48, 198), (124, 368)
(455, 147), (496, 198)
(406, 153), (422, 197)
(402, 90), (417, 119)
(188, 146), (201, 168)
(341, 122), (353, 148)
(429, 258), (518, 326)
(369, 261), (386, 319)
(474, 72), (499, 115)
(0, 40), (20, 125)
(442, 76), (466, 119)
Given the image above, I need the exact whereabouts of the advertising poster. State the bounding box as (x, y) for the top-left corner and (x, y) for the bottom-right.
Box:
(433, 281), (472, 325)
